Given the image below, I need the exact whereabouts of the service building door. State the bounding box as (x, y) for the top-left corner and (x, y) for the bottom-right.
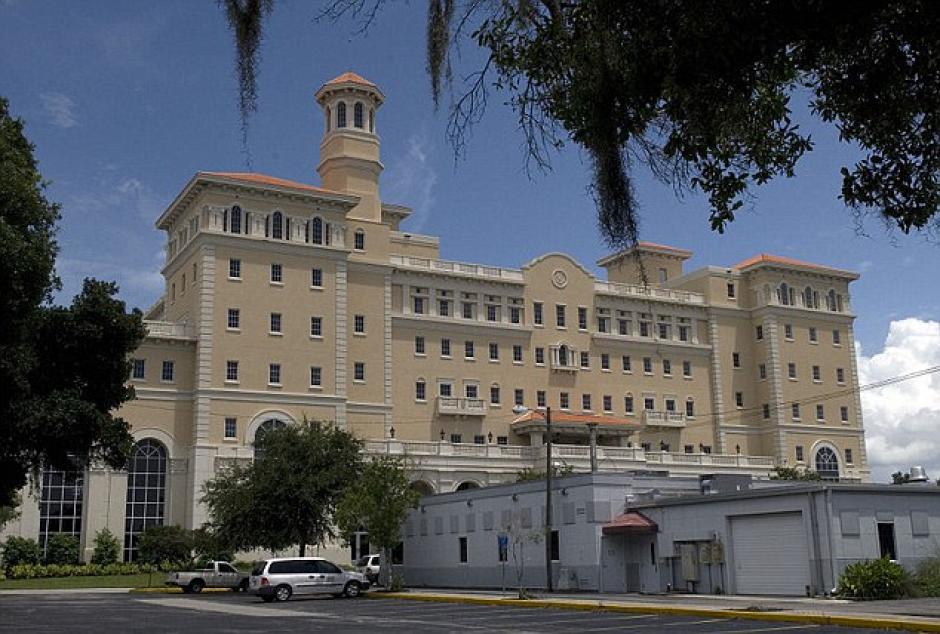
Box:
(730, 512), (810, 596)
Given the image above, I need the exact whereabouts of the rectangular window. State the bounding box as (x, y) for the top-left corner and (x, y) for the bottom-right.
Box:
(451, 433), (463, 444)
(533, 302), (543, 325)
(132, 359), (145, 380)
(489, 342), (499, 361)
(226, 360), (239, 382)
(413, 296), (425, 314)
(496, 435), (508, 445)
(486, 304), (498, 322)
(639, 321), (650, 337)
(474, 435), (485, 445)
(439, 382), (452, 397)
(415, 381), (426, 401)
(622, 355), (631, 372)
(643, 357), (653, 374)
(597, 316), (609, 333)
(310, 316), (322, 337)
(354, 362), (365, 382)
(354, 314), (365, 334)
(270, 263), (282, 283)
(878, 523), (897, 560)
(510, 306), (521, 324)
(809, 327), (818, 343)
(762, 403), (771, 419)
(755, 325), (763, 340)
(514, 389), (524, 406)
(415, 336), (425, 355)
(792, 403), (801, 419)
(535, 347), (545, 365)
(464, 384), (477, 400)
(644, 397), (655, 411)
(269, 312), (282, 334)
(438, 299), (449, 317)
(537, 390), (546, 408)
(490, 385), (500, 405)
(834, 368), (845, 385)
(227, 308), (240, 329)
(662, 359), (672, 376)
(840, 406), (849, 422)
(228, 258), (241, 279)
(812, 365), (821, 382)
(465, 341), (475, 359)
(603, 395), (612, 412)
(582, 393), (592, 411)
(459, 536), (468, 563)
(354, 231), (365, 250)
(732, 352), (741, 368)
(833, 329), (842, 345)
(658, 323), (669, 340)
(268, 363), (281, 385)
(310, 366), (321, 387)
(796, 445), (804, 461)
(618, 319), (629, 335)
(788, 362), (797, 379)
(727, 282), (736, 298)
(161, 360), (174, 382)
(580, 351), (590, 368)
(678, 325), (689, 342)
(559, 392), (569, 409)
(601, 353), (610, 370)
(512, 345), (523, 363)
(665, 398), (676, 412)
(682, 361), (691, 378)
(845, 448), (853, 463)
(578, 307), (588, 330)
(550, 530), (560, 562)
(556, 304), (566, 328)
(625, 395), (634, 413)
(735, 391), (744, 408)
(685, 400), (695, 417)
(311, 267), (323, 287)
(441, 338), (451, 357)
(816, 404), (825, 421)
(462, 302), (474, 319)
(224, 417), (237, 439)
(685, 444), (694, 454)
(759, 363), (767, 380)
(784, 323), (793, 339)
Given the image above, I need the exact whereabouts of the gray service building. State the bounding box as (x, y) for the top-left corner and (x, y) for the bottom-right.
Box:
(399, 473), (940, 596)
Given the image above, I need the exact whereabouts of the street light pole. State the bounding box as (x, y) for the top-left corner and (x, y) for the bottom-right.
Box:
(544, 406), (553, 593)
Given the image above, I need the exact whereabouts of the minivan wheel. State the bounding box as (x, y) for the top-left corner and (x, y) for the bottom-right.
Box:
(343, 581), (361, 598)
(274, 584), (292, 602)
(188, 579), (205, 594)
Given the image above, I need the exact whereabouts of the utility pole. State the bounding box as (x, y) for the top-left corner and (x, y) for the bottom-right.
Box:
(544, 406), (553, 593)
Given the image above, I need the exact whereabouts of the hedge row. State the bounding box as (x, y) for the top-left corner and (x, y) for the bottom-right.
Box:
(5, 561), (179, 580)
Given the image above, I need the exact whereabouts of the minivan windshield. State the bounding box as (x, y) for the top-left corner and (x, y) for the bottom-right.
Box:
(250, 561), (267, 576)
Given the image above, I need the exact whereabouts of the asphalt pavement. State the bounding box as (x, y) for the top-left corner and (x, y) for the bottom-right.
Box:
(0, 591), (895, 633)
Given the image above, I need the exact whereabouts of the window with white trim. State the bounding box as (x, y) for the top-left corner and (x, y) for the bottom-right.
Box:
(489, 342), (499, 361)
(132, 359), (145, 380)
(227, 308), (240, 330)
(228, 258), (241, 279)
(512, 345), (523, 363)
(268, 363), (281, 385)
(310, 366), (322, 387)
(310, 316), (322, 337)
(310, 268), (323, 287)
(269, 312), (282, 334)
(161, 360), (174, 382)
(464, 340), (475, 359)
(225, 360), (238, 382)
(354, 314), (365, 334)
(224, 417), (237, 439)
(354, 362), (365, 382)
(415, 336), (425, 355)
(270, 263), (282, 283)
(415, 380), (426, 401)
(582, 393), (592, 411)
(490, 384), (500, 405)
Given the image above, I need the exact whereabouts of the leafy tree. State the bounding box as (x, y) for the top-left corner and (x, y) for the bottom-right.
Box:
(0, 493), (20, 531)
(202, 419), (363, 556)
(91, 528), (121, 565)
(137, 525), (194, 566)
(335, 455), (420, 587)
(43, 534), (80, 565)
(770, 466), (822, 481)
(891, 471), (912, 485)
(223, 2), (939, 249)
(191, 526), (235, 564)
(0, 97), (144, 507)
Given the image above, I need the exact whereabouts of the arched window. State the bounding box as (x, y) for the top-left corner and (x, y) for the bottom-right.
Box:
(777, 283), (793, 306)
(558, 345), (569, 367)
(815, 447), (839, 480)
(325, 107), (331, 132)
(39, 467), (84, 556)
(230, 205), (242, 234)
(455, 481), (480, 492)
(410, 480), (435, 496)
(271, 211), (283, 240)
(311, 217), (323, 244)
(353, 102), (364, 128)
(827, 289), (838, 312)
(337, 102), (347, 128)
(124, 439), (167, 561)
(254, 418), (287, 460)
(369, 108), (375, 133)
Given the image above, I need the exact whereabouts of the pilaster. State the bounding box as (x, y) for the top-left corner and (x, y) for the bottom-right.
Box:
(384, 273), (393, 436)
(706, 314), (727, 453)
(764, 317), (787, 464)
(334, 260), (348, 428)
(188, 244), (215, 527)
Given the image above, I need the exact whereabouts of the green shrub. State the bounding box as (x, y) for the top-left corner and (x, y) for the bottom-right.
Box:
(44, 534), (80, 565)
(6, 561), (158, 579)
(915, 554), (940, 597)
(136, 525), (192, 566)
(837, 558), (911, 600)
(1, 536), (42, 573)
(91, 528), (121, 565)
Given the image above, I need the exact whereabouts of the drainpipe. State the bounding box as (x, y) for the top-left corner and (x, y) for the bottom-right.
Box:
(587, 423), (598, 473)
(808, 489), (825, 596)
(824, 487), (837, 594)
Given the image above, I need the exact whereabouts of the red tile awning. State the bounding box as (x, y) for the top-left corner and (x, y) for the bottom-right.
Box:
(602, 511), (658, 535)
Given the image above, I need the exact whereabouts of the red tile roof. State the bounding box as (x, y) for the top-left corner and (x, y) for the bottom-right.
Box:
(511, 410), (639, 427)
(603, 511), (658, 535)
(200, 172), (337, 195)
(733, 253), (856, 277)
(324, 71), (377, 88)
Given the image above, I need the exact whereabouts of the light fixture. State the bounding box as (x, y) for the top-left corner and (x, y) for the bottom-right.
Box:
(511, 493), (518, 501)
(561, 488), (568, 496)
(389, 426), (396, 439)
(466, 500), (473, 507)
(487, 431), (494, 444)
(440, 428), (445, 441)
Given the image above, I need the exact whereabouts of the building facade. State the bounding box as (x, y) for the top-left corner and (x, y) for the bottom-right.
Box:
(1, 72), (869, 561)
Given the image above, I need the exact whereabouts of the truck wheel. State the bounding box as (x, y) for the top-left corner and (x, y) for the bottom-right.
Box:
(343, 581), (361, 598)
(274, 584), (292, 602)
(188, 579), (205, 594)
(237, 579), (249, 592)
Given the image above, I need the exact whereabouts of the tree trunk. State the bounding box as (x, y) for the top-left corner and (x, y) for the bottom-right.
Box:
(299, 541), (306, 557)
(379, 546), (392, 589)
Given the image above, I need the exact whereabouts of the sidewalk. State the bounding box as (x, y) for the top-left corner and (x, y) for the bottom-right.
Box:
(368, 588), (940, 632)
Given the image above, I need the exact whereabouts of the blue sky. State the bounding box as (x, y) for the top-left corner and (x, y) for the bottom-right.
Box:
(2, 2), (939, 478)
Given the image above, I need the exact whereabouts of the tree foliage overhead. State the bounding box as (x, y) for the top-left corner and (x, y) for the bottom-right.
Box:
(224, 1), (939, 247)
(0, 97), (144, 507)
(202, 419), (363, 556)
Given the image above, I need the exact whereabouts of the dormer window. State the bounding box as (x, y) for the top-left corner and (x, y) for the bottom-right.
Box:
(354, 102), (364, 128)
(337, 102), (347, 128)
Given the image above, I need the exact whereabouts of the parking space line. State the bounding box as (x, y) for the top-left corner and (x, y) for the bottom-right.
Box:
(557, 617), (728, 632)
(705, 624), (819, 634)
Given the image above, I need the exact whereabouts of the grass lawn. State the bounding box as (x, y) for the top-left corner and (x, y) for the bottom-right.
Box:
(0, 573), (165, 590)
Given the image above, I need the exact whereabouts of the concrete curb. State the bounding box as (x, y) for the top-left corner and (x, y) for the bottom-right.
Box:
(366, 592), (940, 633)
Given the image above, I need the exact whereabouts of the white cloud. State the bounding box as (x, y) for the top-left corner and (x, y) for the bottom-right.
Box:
(857, 318), (940, 484)
(70, 177), (163, 221)
(57, 257), (165, 307)
(383, 133), (437, 232)
(39, 92), (78, 128)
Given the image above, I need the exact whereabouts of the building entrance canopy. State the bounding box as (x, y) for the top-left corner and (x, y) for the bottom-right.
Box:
(602, 511), (658, 535)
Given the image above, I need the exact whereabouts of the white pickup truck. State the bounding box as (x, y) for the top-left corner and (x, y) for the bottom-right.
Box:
(166, 561), (249, 593)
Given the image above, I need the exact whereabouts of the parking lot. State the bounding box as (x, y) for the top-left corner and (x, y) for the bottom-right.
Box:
(0, 591), (895, 633)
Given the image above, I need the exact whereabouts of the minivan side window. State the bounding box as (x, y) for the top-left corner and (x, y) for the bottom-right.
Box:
(315, 561), (342, 574)
(269, 560), (308, 574)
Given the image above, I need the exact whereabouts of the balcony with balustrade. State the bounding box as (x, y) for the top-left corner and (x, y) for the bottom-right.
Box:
(643, 410), (688, 429)
(436, 397), (487, 417)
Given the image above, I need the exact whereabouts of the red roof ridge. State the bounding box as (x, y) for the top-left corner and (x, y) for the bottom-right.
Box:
(324, 71), (377, 88)
(199, 171), (340, 195)
(733, 253), (857, 276)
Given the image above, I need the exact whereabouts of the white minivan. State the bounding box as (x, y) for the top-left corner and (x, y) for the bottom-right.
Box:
(249, 557), (370, 602)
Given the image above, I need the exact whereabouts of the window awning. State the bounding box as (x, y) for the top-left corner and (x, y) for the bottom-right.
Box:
(602, 511), (658, 535)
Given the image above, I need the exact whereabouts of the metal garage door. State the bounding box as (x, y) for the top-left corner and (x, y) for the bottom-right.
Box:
(731, 512), (809, 596)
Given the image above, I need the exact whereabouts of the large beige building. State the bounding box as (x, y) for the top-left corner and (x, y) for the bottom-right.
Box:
(2, 73), (868, 561)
